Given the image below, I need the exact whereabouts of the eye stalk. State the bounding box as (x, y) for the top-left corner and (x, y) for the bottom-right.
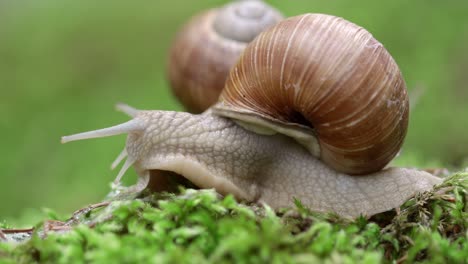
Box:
(61, 104), (147, 186)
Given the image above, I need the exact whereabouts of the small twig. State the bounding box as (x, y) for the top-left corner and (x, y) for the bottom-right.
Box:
(1, 202), (113, 242)
(0, 227), (34, 242)
(65, 202), (111, 226)
(0, 229), (7, 241)
(38, 202), (112, 238)
(43, 220), (67, 237)
(0, 228), (34, 234)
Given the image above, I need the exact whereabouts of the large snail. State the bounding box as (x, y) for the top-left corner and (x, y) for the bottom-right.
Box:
(62, 11), (441, 217)
(167, 0), (283, 113)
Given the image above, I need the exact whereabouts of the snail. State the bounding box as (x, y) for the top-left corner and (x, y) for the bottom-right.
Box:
(167, 0), (283, 113)
(62, 13), (441, 218)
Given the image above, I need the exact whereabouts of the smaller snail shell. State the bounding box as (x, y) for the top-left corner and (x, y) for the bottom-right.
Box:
(167, 0), (283, 113)
(216, 14), (409, 175)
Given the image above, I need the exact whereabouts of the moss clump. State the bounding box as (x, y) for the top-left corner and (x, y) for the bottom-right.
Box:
(0, 172), (466, 264)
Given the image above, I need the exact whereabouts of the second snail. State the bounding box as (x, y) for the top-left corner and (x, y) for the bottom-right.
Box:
(62, 2), (441, 218)
(167, 0), (283, 113)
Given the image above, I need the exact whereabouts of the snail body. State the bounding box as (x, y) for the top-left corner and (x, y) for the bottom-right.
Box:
(62, 14), (441, 218)
(63, 109), (439, 217)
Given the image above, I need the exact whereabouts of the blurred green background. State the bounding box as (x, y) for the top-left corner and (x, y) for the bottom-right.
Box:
(1, 0), (467, 224)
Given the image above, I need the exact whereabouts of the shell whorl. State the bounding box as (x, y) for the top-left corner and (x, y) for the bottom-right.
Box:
(213, 0), (283, 42)
(217, 14), (409, 175)
(167, 0), (283, 113)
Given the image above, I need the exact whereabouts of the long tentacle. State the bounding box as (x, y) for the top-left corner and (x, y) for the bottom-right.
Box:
(115, 103), (140, 117)
(61, 119), (144, 143)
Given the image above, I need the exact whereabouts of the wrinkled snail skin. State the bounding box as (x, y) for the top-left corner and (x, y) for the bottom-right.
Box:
(167, 0), (283, 113)
(61, 109), (441, 218)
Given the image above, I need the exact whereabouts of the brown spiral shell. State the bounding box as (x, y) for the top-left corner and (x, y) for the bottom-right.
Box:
(167, 0), (283, 113)
(217, 14), (409, 175)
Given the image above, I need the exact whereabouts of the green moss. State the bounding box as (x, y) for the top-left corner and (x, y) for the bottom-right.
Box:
(1, 172), (466, 264)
